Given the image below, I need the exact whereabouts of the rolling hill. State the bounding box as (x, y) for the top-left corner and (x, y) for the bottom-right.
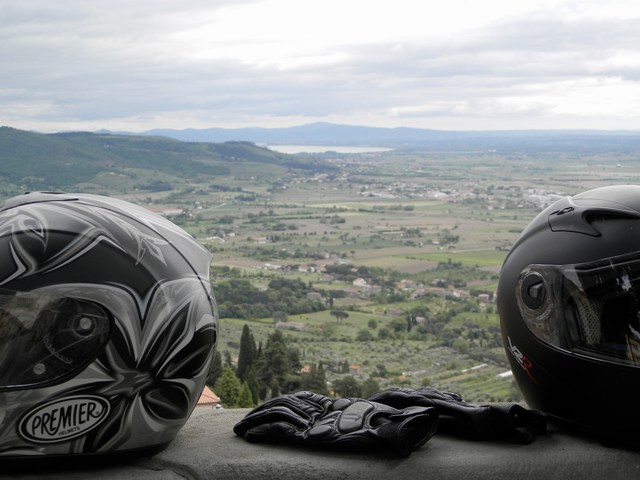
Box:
(0, 127), (333, 192)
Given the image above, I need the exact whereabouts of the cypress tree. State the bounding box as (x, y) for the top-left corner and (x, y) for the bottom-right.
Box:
(256, 330), (289, 399)
(237, 324), (257, 382)
(245, 368), (260, 404)
(207, 349), (223, 387)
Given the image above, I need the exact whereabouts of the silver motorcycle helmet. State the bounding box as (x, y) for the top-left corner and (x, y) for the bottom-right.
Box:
(0, 192), (218, 458)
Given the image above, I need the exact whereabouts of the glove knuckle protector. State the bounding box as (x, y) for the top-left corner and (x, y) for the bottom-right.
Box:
(235, 394), (438, 456)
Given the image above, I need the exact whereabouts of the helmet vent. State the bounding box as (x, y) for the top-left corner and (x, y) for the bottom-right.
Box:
(549, 201), (640, 237)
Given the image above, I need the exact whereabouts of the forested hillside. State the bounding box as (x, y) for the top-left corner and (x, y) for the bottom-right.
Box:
(0, 127), (333, 192)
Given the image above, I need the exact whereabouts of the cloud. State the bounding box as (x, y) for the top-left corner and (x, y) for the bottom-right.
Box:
(1, 0), (640, 131)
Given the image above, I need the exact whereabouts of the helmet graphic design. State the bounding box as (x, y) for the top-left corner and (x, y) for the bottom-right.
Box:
(0, 192), (218, 458)
(498, 185), (640, 438)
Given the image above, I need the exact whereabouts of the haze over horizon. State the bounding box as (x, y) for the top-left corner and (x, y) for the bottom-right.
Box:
(3, 0), (640, 133)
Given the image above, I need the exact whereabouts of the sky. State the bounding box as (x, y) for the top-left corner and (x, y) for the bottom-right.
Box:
(2, 0), (640, 133)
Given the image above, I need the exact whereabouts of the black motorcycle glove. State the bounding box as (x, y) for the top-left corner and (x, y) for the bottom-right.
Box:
(233, 390), (439, 456)
(367, 387), (547, 444)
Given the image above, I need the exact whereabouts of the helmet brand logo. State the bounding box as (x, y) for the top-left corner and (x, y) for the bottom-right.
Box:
(19, 395), (110, 444)
(507, 336), (538, 384)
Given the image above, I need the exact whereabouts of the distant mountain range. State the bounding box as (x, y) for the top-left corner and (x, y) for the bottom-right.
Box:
(105, 122), (640, 153)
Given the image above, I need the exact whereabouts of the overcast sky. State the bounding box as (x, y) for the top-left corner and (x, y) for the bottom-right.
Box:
(2, 0), (640, 133)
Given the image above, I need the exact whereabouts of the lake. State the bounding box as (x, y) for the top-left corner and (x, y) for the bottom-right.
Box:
(264, 144), (394, 154)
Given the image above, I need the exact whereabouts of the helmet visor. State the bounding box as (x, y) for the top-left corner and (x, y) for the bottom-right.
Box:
(0, 292), (111, 389)
(517, 252), (640, 367)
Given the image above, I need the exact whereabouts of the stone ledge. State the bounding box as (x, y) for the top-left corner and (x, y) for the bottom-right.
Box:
(6, 407), (640, 479)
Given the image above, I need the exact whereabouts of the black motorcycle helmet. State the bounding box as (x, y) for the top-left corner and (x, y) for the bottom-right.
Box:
(498, 185), (640, 439)
(0, 192), (218, 459)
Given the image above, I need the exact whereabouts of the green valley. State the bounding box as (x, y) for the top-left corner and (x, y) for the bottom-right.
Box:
(4, 127), (640, 404)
